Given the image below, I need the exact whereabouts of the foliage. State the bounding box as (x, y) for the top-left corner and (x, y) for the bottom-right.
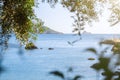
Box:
(111, 44), (120, 54)
(61, 0), (97, 18)
(0, 0), (44, 45)
(42, 0), (120, 34)
(49, 67), (82, 80)
(50, 71), (64, 79)
(41, 0), (58, 7)
(40, 0), (99, 35)
(86, 44), (120, 80)
(61, 0), (98, 35)
(109, 0), (120, 26)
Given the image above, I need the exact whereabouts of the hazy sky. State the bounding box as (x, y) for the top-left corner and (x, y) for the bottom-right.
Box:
(34, 2), (120, 34)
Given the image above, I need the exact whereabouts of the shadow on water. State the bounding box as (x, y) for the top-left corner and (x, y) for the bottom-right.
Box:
(17, 45), (25, 59)
(0, 52), (4, 76)
(0, 34), (9, 76)
(0, 34), (25, 76)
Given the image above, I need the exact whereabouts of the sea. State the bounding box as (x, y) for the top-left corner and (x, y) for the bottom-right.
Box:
(0, 34), (120, 80)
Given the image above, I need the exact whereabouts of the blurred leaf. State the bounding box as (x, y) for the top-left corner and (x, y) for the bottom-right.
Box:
(85, 48), (97, 54)
(110, 20), (119, 26)
(81, 27), (84, 30)
(91, 57), (110, 71)
(91, 63), (101, 70)
(73, 28), (78, 32)
(73, 75), (82, 80)
(49, 71), (64, 79)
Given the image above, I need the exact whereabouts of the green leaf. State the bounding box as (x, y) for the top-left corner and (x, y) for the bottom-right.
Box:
(85, 48), (97, 54)
(73, 75), (82, 80)
(49, 71), (64, 79)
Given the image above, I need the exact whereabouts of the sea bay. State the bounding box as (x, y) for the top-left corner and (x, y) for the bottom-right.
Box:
(0, 34), (119, 80)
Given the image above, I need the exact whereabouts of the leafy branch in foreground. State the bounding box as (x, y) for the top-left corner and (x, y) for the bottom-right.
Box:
(49, 67), (82, 80)
(0, 0), (44, 45)
(61, 0), (98, 36)
(86, 44), (120, 80)
(108, 0), (120, 26)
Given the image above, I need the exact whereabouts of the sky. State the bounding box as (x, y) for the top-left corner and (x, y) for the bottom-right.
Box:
(34, 2), (120, 34)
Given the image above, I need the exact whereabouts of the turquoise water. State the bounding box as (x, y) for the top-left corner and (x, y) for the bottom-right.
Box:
(0, 34), (119, 80)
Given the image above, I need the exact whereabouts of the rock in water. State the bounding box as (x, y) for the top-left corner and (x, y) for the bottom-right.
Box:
(25, 42), (38, 50)
(88, 58), (95, 60)
(48, 48), (54, 50)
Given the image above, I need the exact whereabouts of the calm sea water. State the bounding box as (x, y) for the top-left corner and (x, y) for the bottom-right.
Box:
(0, 34), (120, 80)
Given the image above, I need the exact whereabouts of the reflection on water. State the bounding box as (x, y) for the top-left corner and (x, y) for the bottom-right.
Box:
(0, 46), (25, 76)
(0, 34), (9, 75)
(0, 53), (4, 75)
(0, 34), (25, 76)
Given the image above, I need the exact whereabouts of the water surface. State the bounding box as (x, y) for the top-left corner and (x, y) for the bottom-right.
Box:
(0, 34), (119, 80)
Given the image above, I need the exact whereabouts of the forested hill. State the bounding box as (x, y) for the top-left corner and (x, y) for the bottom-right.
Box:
(42, 26), (63, 34)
